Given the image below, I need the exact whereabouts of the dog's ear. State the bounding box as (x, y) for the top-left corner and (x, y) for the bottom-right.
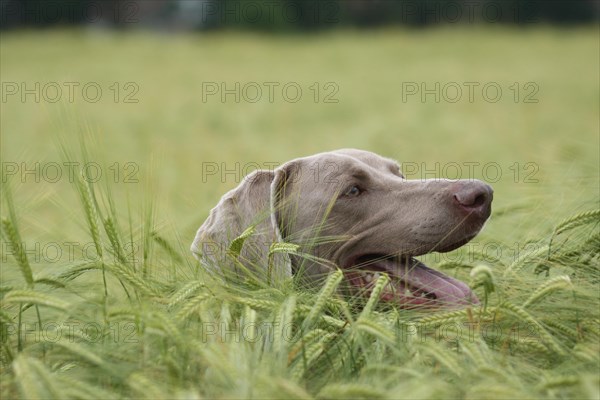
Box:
(191, 168), (294, 283)
(270, 160), (301, 241)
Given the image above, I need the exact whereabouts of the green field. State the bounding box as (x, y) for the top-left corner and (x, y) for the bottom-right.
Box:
(1, 27), (599, 399)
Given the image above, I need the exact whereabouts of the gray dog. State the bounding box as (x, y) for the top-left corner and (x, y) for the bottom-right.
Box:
(192, 149), (493, 309)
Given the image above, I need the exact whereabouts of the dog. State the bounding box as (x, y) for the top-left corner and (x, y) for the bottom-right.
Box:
(191, 149), (493, 309)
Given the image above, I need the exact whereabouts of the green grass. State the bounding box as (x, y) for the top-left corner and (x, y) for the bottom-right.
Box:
(1, 27), (599, 399)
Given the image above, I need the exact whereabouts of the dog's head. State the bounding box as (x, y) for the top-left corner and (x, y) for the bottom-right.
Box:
(192, 149), (493, 309)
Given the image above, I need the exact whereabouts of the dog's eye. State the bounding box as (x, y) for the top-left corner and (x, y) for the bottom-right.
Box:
(344, 185), (362, 197)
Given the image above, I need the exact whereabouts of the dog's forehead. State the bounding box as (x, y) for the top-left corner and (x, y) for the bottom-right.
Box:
(333, 149), (400, 169)
(299, 149), (399, 174)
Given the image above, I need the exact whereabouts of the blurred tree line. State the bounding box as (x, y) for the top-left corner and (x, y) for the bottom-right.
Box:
(1, 0), (598, 30)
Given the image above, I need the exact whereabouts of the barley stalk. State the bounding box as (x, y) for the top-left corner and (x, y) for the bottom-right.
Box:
(542, 319), (580, 341)
(537, 376), (580, 389)
(359, 272), (389, 318)
(296, 305), (347, 329)
(2, 290), (69, 310)
(53, 340), (106, 367)
(504, 244), (549, 277)
(13, 355), (63, 399)
(500, 302), (566, 356)
(470, 264), (495, 309)
(57, 262), (102, 282)
(231, 296), (279, 311)
(289, 332), (336, 381)
(77, 174), (103, 260)
(274, 295), (297, 355)
(106, 263), (161, 297)
(175, 292), (212, 321)
(417, 309), (471, 326)
(227, 225), (256, 259)
(522, 275), (572, 309)
(554, 209), (600, 235)
(168, 281), (205, 309)
(1, 218), (33, 288)
(302, 269), (343, 330)
(268, 242), (300, 283)
(354, 317), (395, 344)
(152, 232), (184, 264)
(103, 216), (126, 264)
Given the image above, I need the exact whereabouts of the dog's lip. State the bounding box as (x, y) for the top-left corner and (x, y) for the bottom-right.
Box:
(434, 234), (478, 253)
(343, 254), (479, 309)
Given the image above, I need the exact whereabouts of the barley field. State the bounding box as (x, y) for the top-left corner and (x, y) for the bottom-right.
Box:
(1, 27), (599, 399)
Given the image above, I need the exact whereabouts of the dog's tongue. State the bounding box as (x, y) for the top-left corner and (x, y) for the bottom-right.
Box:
(381, 257), (479, 308)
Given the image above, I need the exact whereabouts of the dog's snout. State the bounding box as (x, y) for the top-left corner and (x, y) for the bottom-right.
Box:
(452, 181), (493, 214)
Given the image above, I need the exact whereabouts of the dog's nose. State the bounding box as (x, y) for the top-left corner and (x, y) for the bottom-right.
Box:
(452, 181), (493, 215)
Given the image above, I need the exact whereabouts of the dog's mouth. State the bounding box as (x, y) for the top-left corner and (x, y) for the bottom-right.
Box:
(343, 254), (479, 309)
